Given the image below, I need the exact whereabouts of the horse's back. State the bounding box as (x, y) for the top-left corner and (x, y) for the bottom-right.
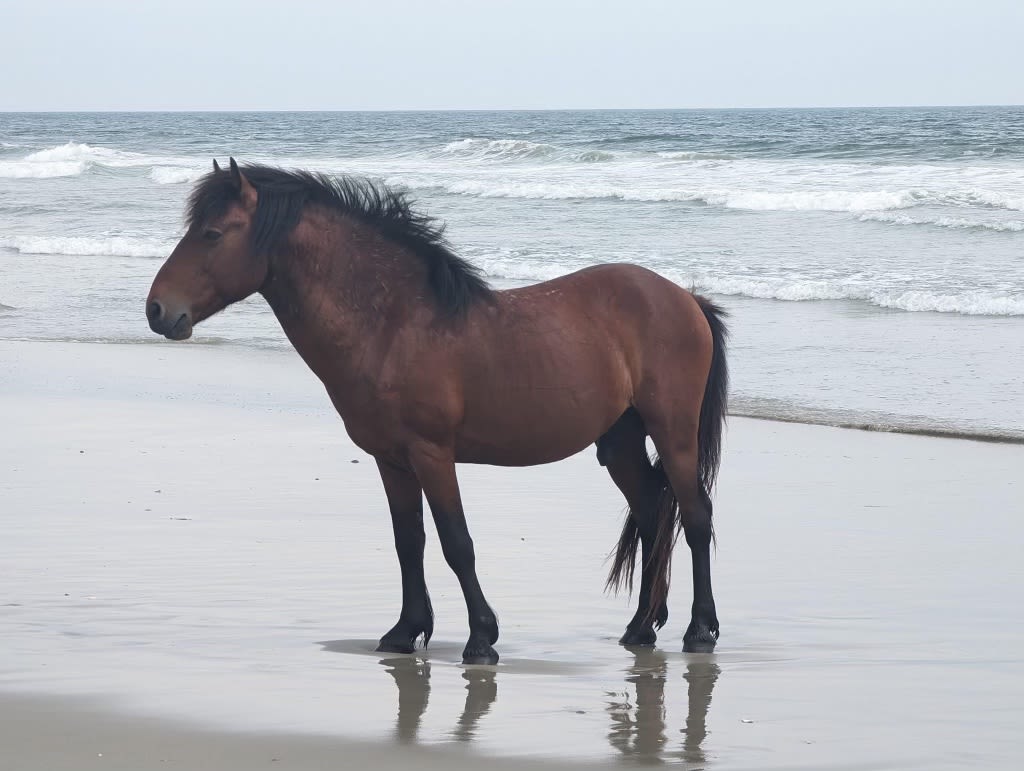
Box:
(451, 263), (712, 465)
(496, 262), (711, 366)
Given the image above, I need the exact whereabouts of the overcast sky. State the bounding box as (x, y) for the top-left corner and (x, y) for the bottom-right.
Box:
(3, 0), (1022, 111)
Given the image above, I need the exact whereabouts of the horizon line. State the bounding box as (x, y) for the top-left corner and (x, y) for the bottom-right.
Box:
(2, 103), (1023, 114)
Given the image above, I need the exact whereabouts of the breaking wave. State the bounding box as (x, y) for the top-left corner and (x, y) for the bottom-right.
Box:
(0, 234), (172, 258)
(859, 211), (1024, 232)
(150, 166), (205, 184)
(470, 251), (1024, 316)
(436, 137), (617, 163)
(0, 142), (192, 180)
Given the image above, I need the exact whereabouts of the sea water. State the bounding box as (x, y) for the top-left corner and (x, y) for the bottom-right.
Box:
(1, 108), (1022, 439)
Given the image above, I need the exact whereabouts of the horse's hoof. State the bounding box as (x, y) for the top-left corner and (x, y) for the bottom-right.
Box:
(682, 637), (717, 653)
(376, 637), (416, 654)
(683, 622), (719, 653)
(462, 643), (499, 665)
(619, 626), (657, 646)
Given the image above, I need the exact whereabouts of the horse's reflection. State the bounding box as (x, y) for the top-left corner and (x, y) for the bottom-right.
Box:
(606, 647), (719, 766)
(380, 656), (431, 743)
(681, 655), (719, 764)
(378, 649), (718, 763)
(454, 668), (498, 742)
(380, 656), (497, 743)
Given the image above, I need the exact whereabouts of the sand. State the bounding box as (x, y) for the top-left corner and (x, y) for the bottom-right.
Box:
(1, 339), (1022, 769)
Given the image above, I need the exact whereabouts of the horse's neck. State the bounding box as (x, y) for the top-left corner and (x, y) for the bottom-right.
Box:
(259, 212), (423, 383)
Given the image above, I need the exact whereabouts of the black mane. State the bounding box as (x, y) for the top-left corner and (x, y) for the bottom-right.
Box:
(187, 164), (493, 316)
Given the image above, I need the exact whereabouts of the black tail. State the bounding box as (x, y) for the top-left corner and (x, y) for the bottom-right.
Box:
(606, 294), (729, 625)
(694, 294), (729, 496)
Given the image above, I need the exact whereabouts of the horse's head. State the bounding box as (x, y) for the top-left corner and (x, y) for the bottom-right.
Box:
(147, 158), (267, 340)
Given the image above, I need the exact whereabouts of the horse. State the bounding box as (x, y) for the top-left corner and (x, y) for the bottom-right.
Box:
(146, 158), (729, 665)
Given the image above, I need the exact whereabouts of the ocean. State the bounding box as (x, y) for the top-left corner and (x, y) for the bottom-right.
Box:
(1, 108), (1022, 440)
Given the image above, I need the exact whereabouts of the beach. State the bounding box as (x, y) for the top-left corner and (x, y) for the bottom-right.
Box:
(2, 338), (1022, 769)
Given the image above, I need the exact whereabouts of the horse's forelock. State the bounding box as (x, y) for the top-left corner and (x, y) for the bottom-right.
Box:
(186, 171), (240, 229)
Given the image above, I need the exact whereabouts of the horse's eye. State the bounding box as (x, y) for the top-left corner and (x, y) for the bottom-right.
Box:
(203, 229), (222, 243)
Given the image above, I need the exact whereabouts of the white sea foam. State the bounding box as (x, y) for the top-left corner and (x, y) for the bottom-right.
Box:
(0, 159), (88, 178)
(656, 150), (736, 161)
(437, 138), (617, 163)
(0, 235), (172, 258)
(471, 252), (1024, 316)
(403, 175), (924, 211)
(859, 212), (1024, 232)
(709, 189), (920, 212)
(439, 138), (561, 161)
(680, 277), (1024, 316)
(22, 142), (143, 165)
(868, 291), (1024, 315)
(0, 142), (194, 180)
(150, 166), (205, 185)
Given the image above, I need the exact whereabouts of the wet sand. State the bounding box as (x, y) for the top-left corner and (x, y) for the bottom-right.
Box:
(2, 339), (1022, 769)
(0, 692), (586, 771)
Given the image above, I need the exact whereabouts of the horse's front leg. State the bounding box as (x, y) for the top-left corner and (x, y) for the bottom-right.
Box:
(375, 459), (434, 654)
(410, 443), (499, 665)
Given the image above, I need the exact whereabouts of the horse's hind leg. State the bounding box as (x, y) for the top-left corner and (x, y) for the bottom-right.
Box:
(600, 409), (668, 646)
(375, 459), (434, 654)
(644, 418), (719, 653)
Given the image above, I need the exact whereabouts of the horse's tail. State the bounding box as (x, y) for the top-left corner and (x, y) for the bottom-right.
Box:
(607, 293), (728, 627)
(693, 294), (729, 498)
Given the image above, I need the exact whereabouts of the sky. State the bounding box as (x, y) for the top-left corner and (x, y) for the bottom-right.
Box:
(2, 0), (1023, 111)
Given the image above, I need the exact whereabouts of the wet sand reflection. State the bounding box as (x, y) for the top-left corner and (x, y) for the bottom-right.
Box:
(376, 647), (718, 764)
(380, 656), (499, 744)
(380, 656), (431, 743)
(606, 648), (719, 765)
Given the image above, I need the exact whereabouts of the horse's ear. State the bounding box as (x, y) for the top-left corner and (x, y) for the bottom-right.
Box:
(229, 157), (257, 211)
(213, 159), (222, 174)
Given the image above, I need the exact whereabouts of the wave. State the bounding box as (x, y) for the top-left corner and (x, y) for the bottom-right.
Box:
(22, 142), (145, 165)
(0, 158), (88, 179)
(439, 138), (560, 161)
(858, 212), (1024, 232)
(0, 142), (190, 180)
(0, 235), (172, 258)
(433, 139), (741, 165)
(656, 150), (737, 161)
(436, 138), (618, 163)
(150, 166), (205, 185)
(472, 252), (1024, 316)
(660, 271), (1023, 316)
(392, 168), (1024, 213)
(399, 176), (924, 211)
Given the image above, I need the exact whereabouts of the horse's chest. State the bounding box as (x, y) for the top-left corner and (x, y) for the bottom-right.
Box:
(325, 386), (405, 458)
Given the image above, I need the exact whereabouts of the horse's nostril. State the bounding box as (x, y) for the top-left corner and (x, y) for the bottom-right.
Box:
(147, 300), (163, 322)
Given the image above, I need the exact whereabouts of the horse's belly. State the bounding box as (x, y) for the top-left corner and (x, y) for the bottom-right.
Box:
(454, 393), (624, 467)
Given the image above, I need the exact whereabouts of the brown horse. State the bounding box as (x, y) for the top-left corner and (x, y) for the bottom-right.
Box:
(147, 159), (729, 665)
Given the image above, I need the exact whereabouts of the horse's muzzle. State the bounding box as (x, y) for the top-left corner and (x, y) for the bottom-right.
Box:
(147, 300), (193, 340)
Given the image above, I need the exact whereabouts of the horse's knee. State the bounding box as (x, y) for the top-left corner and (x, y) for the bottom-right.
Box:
(434, 520), (476, 571)
(681, 492), (713, 548)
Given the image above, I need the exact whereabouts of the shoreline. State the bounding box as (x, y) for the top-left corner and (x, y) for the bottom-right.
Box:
(3, 335), (1022, 444)
(730, 408), (1024, 445)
